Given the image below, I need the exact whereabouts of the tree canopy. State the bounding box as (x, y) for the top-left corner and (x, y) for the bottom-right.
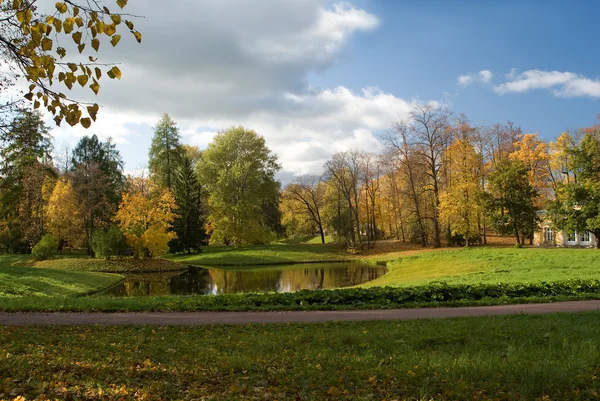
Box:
(197, 126), (280, 247)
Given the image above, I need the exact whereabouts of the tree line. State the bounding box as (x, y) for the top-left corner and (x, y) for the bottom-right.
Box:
(0, 111), (281, 258)
(282, 105), (600, 249)
(2, 105), (600, 258)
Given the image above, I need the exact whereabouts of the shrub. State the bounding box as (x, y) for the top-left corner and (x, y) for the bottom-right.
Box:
(91, 226), (127, 259)
(31, 235), (58, 260)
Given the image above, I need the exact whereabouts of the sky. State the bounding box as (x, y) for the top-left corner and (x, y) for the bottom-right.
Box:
(41, 0), (600, 182)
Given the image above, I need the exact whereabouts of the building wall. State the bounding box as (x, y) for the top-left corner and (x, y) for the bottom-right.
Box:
(534, 221), (596, 248)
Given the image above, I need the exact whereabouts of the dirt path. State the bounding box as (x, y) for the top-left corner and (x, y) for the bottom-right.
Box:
(1, 301), (600, 325)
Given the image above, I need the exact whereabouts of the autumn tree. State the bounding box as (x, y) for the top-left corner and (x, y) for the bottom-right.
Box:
(410, 104), (451, 248)
(384, 122), (429, 247)
(511, 133), (552, 206)
(359, 153), (381, 248)
(548, 129), (600, 248)
(71, 134), (124, 255)
(324, 151), (363, 248)
(282, 176), (326, 243)
(115, 176), (177, 258)
(148, 114), (184, 189)
(197, 127), (281, 247)
(46, 179), (84, 252)
(439, 138), (482, 247)
(0, 0), (142, 127)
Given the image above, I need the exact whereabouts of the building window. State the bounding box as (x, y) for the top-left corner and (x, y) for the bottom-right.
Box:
(581, 231), (591, 243)
(544, 227), (554, 242)
(567, 232), (577, 243)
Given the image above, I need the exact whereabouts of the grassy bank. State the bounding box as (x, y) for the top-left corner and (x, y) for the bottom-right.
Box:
(0, 255), (187, 297)
(2, 280), (600, 312)
(34, 257), (187, 273)
(168, 243), (350, 266)
(3, 312), (600, 400)
(362, 247), (600, 288)
(0, 265), (122, 297)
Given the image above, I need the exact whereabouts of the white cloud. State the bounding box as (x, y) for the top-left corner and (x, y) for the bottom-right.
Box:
(40, 1), (428, 180)
(177, 86), (418, 177)
(478, 70), (493, 83)
(493, 69), (600, 98)
(457, 70), (494, 86)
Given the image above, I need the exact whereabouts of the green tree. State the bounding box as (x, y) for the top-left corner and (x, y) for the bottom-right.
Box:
(171, 147), (206, 253)
(0, 111), (53, 252)
(148, 114), (184, 189)
(197, 127), (281, 247)
(91, 225), (126, 259)
(486, 159), (538, 246)
(548, 130), (600, 248)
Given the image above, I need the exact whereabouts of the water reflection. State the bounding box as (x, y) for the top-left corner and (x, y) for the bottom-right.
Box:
(105, 262), (387, 297)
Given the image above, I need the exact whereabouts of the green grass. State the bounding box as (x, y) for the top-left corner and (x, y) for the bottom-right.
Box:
(3, 280), (600, 312)
(168, 243), (350, 266)
(3, 312), (600, 400)
(362, 247), (600, 288)
(34, 257), (187, 273)
(0, 254), (186, 297)
(0, 265), (122, 297)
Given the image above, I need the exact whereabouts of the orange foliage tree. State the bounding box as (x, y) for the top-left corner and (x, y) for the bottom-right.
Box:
(114, 176), (177, 258)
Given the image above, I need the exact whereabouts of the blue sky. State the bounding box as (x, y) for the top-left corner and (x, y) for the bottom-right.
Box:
(48, 0), (600, 179)
(311, 0), (600, 138)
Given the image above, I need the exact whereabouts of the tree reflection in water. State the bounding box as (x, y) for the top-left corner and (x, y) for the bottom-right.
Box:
(105, 263), (387, 297)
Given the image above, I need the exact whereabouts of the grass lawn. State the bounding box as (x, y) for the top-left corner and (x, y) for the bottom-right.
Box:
(2, 312), (600, 400)
(34, 257), (187, 273)
(361, 247), (600, 288)
(0, 254), (187, 297)
(0, 265), (122, 297)
(167, 243), (350, 266)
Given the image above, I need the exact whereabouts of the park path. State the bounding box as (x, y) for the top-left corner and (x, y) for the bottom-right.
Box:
(1, 300), (600, 325)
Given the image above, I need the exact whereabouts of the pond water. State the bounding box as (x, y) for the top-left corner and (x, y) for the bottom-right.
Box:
(104, 262), (387, 297)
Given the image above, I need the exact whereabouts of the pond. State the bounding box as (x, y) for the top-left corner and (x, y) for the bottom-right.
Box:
(103, 262), (387, 297)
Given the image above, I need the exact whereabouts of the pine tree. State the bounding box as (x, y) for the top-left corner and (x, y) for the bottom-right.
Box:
(148, 114), (184, 189)
(172, 148), (206, 253)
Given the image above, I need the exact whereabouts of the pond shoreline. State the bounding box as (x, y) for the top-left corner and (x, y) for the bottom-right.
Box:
(186, 259), (375, 268)
(103, 262), (388, 297)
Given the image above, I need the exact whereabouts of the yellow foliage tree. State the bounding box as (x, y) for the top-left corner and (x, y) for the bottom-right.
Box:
(46, 179), (84, 250)
(115, 177), (177, 258)
(510, 133), (552, 205)
(439, 139), (483, 246)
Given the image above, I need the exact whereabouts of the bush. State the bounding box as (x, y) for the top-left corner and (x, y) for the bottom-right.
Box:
(31, 235), (58, 260)
(91, 226), (127, 259)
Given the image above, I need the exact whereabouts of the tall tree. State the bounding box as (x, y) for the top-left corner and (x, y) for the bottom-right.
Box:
(324, 151), (363, 248)
(486, 159), (538, 246)
(548, 129), (600, 248)
(0, 111), (53, 251)
(148, 114), (184, 189)
(71, 134), (124, 255)
(385, 122), (428, 247)
(46, 179), (84, 252)
(410, 104), (451, 248)
(197, 127), (281, 247)
(171, 146), (206, 253)
(283, 176), (327, 244)
(439, 138), (482, 247)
